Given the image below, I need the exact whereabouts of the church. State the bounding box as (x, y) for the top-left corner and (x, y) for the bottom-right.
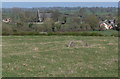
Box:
(36, 10), (53, 22)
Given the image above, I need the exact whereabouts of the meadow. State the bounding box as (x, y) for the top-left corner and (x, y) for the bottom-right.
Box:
(2, 36), (118, 77)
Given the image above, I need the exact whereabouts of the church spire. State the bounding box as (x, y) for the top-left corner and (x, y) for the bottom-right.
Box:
(37, 9), (42, 22)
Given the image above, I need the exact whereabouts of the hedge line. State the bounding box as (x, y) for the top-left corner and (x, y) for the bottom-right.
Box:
(2, 32), (115, 36)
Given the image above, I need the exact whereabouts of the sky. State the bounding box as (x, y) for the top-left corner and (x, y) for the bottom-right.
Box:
(1, 0), (120, 2)
(2, 2), (118, 8)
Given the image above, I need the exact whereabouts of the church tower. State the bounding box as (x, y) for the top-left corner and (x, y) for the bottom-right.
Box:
(37, 9), (43, 22)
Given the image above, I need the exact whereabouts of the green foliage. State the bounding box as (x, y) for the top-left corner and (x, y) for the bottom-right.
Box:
(44, 19), (55, 32)
(111, 33), (120, 37)
(2, 7), (118, 34)
(85, 15), (99, 30)
(47, 32), (104, 36)
(2, 23), (13, 35)
(79, 8), (87, 17)
(54, 23), (61, 31)
(28, 23), (33, 28)
(80, 23), (91, 31)
(16, 22), (24, 27)
(52, 10), (61, 22)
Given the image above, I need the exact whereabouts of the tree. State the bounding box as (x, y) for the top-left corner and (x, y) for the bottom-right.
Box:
(115, 16), (120, 31)
(44, 18), (55, 32)
(79, 8), (87, 17)
(85, 15), (99, 30)
(52, 10), (60, 22)
(72, 17), (80, 24)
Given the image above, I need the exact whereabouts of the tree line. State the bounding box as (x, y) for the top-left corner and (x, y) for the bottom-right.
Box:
(2, 7), (119, 35)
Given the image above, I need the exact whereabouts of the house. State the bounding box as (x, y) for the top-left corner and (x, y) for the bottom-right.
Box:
(2, 18), (12, 23)
(99, 19), (117, 30)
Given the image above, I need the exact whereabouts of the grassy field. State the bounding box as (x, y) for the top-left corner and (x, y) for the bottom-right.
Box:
(2, 36), (118, 77)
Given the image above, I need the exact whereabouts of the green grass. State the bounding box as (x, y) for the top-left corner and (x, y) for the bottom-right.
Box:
(87, 30), (118, 36)
(2, 36), (118, 77)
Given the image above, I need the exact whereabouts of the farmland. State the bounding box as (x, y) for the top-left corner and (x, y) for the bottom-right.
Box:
(2, 36), (118, 77)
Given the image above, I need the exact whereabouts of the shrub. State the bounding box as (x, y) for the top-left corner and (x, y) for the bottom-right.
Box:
(29, 23), (33, 28)
(84, 15), (99, 30)
(2, 23), (13, 35)
(16, 22), (24, 27)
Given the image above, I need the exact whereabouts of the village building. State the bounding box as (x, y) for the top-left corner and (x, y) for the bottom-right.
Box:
(36, 10), (53, 22)
(35, 9), (67, 25)
(2, 18), (12, 23)
(99, 19), (117, 30)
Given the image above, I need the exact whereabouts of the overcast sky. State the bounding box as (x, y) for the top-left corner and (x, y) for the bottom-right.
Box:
(1, 0), (120, 2)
